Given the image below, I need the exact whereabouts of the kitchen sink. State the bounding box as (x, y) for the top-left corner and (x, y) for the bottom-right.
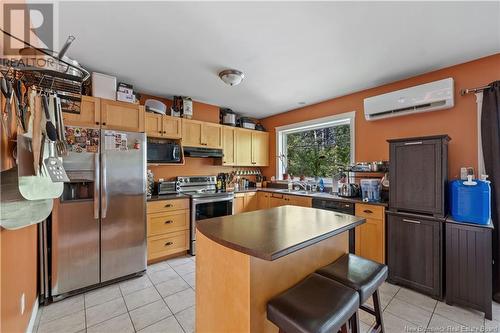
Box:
(274, 189), (312, 195)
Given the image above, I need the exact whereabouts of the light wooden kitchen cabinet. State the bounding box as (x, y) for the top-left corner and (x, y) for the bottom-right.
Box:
(257, 192), (270, 209)
(243, 192), (258, 212)
(145, 113), (182, 139)
(288, 195), (312, 207)
(222, 126), (236, 165)
(182, 119), (222, 148)
(251, 131), (269, 166)
(234, 194), (245, 214)
(235, 129), (253, 166)
(147, 198), (190, 262)
(100, 99), (145, 132)
(355, 203), (385, 264)
(234, 128), (269, 166)
(234, 192), (259, 214)
(62, 96), (101, 128)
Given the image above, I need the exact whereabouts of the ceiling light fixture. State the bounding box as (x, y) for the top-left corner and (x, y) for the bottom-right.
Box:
(219, 69), (245, 86)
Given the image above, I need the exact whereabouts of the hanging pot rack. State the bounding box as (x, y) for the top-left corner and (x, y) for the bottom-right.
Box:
(0, 28), (89, 96)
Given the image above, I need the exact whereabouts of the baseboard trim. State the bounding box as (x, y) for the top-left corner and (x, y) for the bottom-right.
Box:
(25, 297), (39, 333)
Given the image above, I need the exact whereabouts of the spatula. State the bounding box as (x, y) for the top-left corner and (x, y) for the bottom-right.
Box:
(41, 94), (57, 142)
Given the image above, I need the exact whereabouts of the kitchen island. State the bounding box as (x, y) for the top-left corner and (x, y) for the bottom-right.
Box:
(196, 205), (365, 333)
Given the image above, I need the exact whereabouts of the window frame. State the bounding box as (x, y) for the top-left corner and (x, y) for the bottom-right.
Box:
(275, 111), (356, 181)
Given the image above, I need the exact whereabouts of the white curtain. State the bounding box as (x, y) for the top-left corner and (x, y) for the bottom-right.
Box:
(476, 92), (486, 177)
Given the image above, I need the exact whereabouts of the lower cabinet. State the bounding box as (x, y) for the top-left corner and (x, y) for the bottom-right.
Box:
(354, 204), (385, 264)
(387, 212), (443, 298)
(445, 220), (492, 319)
(147, 199), (190, 262)
(234, 192), (259, 214)
(257, 192), (270, 209)
(267, 192), (312, 208)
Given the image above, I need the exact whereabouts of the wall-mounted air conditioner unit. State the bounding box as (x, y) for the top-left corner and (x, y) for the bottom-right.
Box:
(364, 78), (454, 121)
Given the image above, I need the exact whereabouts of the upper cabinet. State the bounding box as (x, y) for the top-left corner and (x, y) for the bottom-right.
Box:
(145, 113), (181, 139)
(251, 131), (269, 166)
(222, 127), (236, 165)
(63, 97), (145, 133)
(181, 119), (222, 149)
(234, 128), (269, 166)
(62, 96), (100, 128)
(100, 99), (145, 132)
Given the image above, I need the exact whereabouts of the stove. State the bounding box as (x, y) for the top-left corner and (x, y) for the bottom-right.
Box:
(177, 176), (234, 255)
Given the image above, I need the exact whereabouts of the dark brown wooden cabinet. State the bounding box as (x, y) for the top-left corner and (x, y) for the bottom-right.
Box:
(388, 135), (450, 217)
(387, 212), (444, 298)
(445, 219), (492, 319)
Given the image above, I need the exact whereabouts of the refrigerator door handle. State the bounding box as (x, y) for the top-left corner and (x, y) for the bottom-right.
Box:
(102, 153), (108, 219)
(94, 154), (100, 219)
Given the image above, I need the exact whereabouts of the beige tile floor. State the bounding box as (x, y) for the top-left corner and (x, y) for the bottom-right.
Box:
(33, 255), (500, 333)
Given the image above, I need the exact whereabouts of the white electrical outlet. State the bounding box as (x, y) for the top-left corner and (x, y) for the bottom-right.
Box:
(20, 293), (25, 315)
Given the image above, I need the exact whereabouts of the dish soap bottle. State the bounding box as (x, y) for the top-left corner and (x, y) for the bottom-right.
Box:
(319, 178), (325, 192)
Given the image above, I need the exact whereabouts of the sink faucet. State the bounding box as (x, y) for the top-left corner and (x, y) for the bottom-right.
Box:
(292, 181), (315, 192)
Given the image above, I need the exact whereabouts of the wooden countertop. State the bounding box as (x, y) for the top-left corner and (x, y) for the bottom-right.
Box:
(196, 205), (365, 261)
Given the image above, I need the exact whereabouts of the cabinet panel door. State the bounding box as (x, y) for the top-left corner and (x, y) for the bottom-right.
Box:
(269, 194), (285, 208)
(234, 195), (245, 214)
(387, 214), (442, 297)
(162, 116), (182, 139)
(145, 113), (163, 138)
(236, 129), (252, 166)
(182, 119), (203, 147)
(257, 192), (270, 210)
(244, 192), (258, 212)
(355, 217), (385, 264)
(203, 123), (222, 148)
(101, 100), (145, 132)
(222, 127), (236, 165)
(63, 96), (100, 128)
(390, 139), (443, 215)
(287, 195), (312, 207)
(251, 131), (269, 166)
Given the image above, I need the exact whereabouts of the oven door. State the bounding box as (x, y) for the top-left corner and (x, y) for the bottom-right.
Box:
(190, 195), (234, 255)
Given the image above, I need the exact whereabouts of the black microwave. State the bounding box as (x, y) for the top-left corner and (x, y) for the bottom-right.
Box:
(147, 139), (181, 163)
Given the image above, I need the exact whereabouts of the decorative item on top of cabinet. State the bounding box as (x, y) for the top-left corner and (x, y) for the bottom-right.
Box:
(145, 112), (181, 139)
(387, 211), (443, 299)
(182, 119), (222, 149)
(445, 219), (492, 319)
(388, 135), (450, 217)
(147, 198), (190, 262)
(62, 96), (100, 128)
(100, 99), (145, 132)
(354, 203), (385, 264)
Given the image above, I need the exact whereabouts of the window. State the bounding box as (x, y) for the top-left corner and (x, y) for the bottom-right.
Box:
(276, 112), (355, 181)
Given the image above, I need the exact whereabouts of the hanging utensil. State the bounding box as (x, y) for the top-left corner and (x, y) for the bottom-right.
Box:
(41, 94), (57, 141)
(43, 140), (69, 182)
(1, 77), (11, 137)
(14, 79), (26, 132)
(54, 95), (67, 156)
(32, 95), (42, 175)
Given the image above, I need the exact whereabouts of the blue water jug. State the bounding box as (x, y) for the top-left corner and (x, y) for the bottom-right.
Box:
(449, 176), (491, 225)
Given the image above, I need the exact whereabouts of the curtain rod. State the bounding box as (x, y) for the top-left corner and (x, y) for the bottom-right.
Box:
(460, 85), (492, 96)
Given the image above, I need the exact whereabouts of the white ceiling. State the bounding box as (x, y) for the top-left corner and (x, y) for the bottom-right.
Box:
(58, 1), (500, 119)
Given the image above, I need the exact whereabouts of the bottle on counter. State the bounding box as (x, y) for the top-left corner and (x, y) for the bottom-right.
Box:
(216, 173), (223, 192)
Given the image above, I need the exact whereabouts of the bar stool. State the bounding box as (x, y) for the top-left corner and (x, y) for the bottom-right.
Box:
(316, 254), (388, 333)
(267, 273), (360, 333)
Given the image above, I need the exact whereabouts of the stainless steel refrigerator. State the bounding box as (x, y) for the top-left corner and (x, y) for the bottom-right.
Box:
(43, 128), (146, 300)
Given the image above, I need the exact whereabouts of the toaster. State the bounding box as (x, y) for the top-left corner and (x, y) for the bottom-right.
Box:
(156, 181), (179, 195)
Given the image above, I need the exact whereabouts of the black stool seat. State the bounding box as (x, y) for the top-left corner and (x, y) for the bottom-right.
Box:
(267, 273), (359, 333)
(316, 253), (388, 303)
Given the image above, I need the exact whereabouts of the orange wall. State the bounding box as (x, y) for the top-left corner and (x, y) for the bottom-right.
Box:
(0, 226), (38, 333)
(261, 53), (500, 180)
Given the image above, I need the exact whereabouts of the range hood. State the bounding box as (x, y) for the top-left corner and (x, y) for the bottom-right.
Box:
(183, 146), (223, 158)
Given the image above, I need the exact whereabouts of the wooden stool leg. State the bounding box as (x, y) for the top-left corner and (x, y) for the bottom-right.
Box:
(350, 311), (360, 333)
(340, 324), (348, 333)
(372, 289), (385, 333)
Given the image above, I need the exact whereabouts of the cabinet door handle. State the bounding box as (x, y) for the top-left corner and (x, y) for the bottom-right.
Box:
(164, 204), (173, 208)
(102, 122), (107, 126)
(96, 121), (100, 125)
(403, 218), (421, 224)
(404, 141), (422, 145)
(363, 209), (373, 214)
(164, 220), (173, 224)
(164, 241), (173, 246)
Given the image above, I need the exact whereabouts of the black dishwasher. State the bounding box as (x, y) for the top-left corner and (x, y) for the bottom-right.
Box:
(312, 198), (356, 253)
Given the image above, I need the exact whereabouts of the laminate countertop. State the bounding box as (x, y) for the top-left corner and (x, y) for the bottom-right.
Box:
(234, 187), (389, 207)
(196, 205), (365, 261)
